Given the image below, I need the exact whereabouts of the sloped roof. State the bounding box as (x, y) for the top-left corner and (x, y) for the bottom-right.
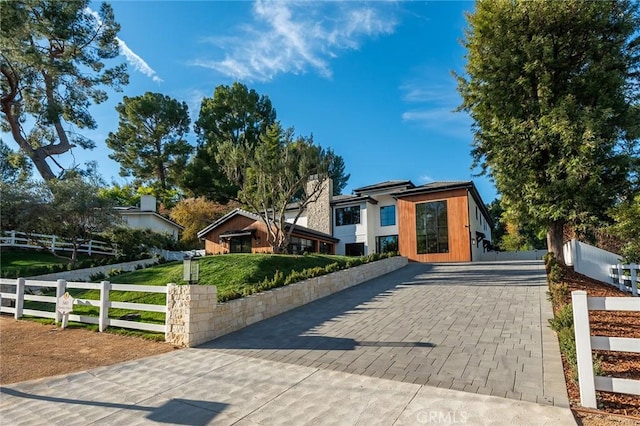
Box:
(331, 194), (379, 206)
(116, 208), (184, 230)
(353, 180), (414, 195)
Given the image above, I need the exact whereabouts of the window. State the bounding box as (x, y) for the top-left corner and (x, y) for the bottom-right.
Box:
(345, 242), (365, 256)
(230, 236), (252, 253)
(376, 235), (398, 254)
(288, 236), (316, 254)
(319, 242), (332, 254)
(380, 205), (396, 226)
(416, 201), (449, 254)
(335, 206), (360, 226)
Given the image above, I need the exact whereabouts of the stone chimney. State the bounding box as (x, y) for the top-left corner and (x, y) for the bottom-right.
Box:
(140, 195), (157, 212)
(305, 177), (332, 235)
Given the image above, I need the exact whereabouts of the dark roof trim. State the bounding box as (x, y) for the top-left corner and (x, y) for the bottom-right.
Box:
(285, 223), (339, 243)
(354, 180), (415, 195)
(331, 195), (378, 206)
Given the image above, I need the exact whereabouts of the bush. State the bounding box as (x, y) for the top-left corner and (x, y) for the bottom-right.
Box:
(547, 282), (569, 310)
(548, 263), (564, 284)
(557, 326), (578, 381)
(549, 303), (573, 332)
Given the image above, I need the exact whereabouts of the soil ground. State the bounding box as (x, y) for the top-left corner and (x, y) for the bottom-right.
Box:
(0, 316), (175, 385)
(556, 267), (640, 426)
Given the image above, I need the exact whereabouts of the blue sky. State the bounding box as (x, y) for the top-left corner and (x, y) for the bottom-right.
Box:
(16, 1), (500, 203)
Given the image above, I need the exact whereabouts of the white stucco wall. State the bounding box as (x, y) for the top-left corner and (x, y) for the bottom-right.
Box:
(467, 193), (492, 261)
(120, 213), (180, 240)
(333, 202), (369, 255)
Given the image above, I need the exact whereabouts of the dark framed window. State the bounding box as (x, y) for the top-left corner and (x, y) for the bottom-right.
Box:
(230, 236), (252, 253)
(376, 235), (398, 254)
(345, 242), (365, 256)
(319, 242), (332, 254)
(288, 236), (316, 254)
(416, 201), (449, 254)
(380, 205), (396, 226)
(335, 206), (360, 226)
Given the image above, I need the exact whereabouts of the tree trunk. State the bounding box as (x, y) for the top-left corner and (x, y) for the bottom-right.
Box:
(547, 220), (565, 265)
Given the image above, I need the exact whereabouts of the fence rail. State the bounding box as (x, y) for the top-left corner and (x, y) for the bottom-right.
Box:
(609, 264), (639, 296)
(572, 291), (640, 408)
(1, 230), (116, 256)
(0, 278), (166, 334)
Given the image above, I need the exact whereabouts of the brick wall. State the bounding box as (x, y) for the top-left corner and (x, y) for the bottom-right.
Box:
(166, 256), (408, 347)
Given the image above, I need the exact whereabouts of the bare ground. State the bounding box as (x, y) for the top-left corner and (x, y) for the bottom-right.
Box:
(0, 316), (176, 385)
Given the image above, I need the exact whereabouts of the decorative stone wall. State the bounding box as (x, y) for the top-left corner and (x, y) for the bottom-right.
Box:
(165, 256), (408, 347)
(305, 177), (333, 235)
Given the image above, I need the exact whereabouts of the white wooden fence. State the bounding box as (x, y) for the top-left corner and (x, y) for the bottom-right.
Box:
(563, 239), (621, 284)
(572, 291), (640, 408)
(609, 264), (639, 296)
(1, 230), (116, 256)
(0, 278), (167, 334)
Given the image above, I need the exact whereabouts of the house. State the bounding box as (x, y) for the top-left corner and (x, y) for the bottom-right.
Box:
(197, 208), (339, 255)
(116, 195), (183, 241)
(198, 178), (493, 262)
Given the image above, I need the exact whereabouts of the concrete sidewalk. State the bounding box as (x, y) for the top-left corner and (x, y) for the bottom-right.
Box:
(0, 349), (575, 425)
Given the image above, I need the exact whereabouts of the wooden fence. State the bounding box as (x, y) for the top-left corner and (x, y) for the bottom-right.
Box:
(0, 230), (116, 256)
(609, 264), (639, 296)
(572, 291), (640, 408)
(0, 278), (167, 334)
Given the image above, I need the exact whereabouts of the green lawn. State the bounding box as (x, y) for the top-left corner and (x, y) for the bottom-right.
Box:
(1, 249), (91, 278)
(23, 254), (356, 335)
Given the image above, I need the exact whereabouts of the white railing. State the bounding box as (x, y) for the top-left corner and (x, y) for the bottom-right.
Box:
(0, 278), (167, 334)
(572, 291), (640, 408)
(563, 239), (622, 284)
(610, 264), (639, 296)
(0, 230), (116, 256)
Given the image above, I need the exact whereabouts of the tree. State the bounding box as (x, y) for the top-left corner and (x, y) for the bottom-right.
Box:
(182, 82), (276, 202)
(0, 1), (128, 180)
(457, 0), (640, 263)
(218, 122), (332, 253)
(169, 197), (240, 247)
(0, 139), (32, 184)
(607, 195), (640, 263)
(106, 92), (191, 205)
(328, 152), (350, 195)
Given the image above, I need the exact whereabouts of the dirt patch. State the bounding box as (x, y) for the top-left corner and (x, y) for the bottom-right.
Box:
(556, 267), (640, 425)
(0, 316), (176, 385)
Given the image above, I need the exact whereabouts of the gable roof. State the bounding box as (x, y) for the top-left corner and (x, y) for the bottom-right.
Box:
(354, 180), (414, 195)
(115, 207), (184, 231)
(197, 208), (338, 242)
(331, 194), (379, 206)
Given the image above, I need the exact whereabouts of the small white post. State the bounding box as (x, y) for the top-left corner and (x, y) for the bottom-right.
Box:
(88, 240), (93, 256)
(617, 264), (626, 292)
(630, 264), (638, 297)
(51, 235), (56, 252)
(55, 279), (66, 323)
(572, 290), (597, 408)
(99, 280), (110, 332)
(15, 278), (25, 319)
(10, 230), (16, 246)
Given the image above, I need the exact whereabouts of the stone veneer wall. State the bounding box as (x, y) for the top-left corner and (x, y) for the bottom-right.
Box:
(165, 256), (408, 347)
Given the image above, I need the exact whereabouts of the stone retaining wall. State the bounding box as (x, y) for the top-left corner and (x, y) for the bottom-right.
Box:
(166, 256), (408, 347)
(25, 259), (158, 281)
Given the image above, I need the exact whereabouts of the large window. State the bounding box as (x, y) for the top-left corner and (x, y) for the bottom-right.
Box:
(376, 235), (398, 254)
(345, 242), (365, 256)
(229, 236), (252, 253)
(380, 205), (396, 226)
(288, 236), (316, 254)
(335, 206), (360, 226)
(416, 201), (449, 254)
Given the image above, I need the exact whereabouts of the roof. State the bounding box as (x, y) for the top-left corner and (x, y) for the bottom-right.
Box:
(116, 208), (184, 230)
(353, 180), (414, 195)
(197, 208), (339, 242)
(331, 194), (379, 206)
(393, 181), (494, 229)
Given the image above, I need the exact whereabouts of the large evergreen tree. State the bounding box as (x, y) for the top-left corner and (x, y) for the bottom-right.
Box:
(457, 0), (640, 263)
(0, 1), (128, 180)
(106, 92), (191, 205)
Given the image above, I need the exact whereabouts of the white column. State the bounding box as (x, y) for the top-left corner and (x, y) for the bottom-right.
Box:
(55, 279), (66, 323)
(15, 278), (25, 319)
(99, 280), (110, 332)
(630, 264), (638, 297)
(572, 290), (597, 408)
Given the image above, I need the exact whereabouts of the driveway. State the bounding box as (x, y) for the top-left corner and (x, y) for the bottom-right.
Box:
(202, 261), (568, 407)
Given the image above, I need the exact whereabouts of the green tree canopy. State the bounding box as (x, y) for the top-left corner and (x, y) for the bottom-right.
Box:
(457, 0), (640, 263)
(0, 1), (128, 180)
(0, 139), (32, 184)
(218, 122), (333, 253)
(327, 152), (350, 196)
(182, 82), (276, 202)
(106, 92), (191, 206)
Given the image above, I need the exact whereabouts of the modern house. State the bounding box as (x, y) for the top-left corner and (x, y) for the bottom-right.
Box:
(115, 195), (183, 241)
(197, 178), (493, 262)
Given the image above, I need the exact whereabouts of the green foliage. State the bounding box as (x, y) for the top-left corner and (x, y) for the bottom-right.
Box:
(169, 198), (240, 247)
(607, 194), (640, 263)
(549, 303), (573, 332)
(183, 82), (276, 202)
(547, 282), (569, 309)
(548, 263), (564, 285)
(100, 227), (177, 258)
(106, 92), (191, 207)
(0, 139), (31, 184)
(0, 0), (128, 180)
(557, 327), (578, 381)
(327, 153), (350, 195)
(456, 0), (640, 262)
(220, 122), (334, 253)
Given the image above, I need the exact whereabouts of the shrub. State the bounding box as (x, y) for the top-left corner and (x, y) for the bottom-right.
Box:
(548, 263), (564, 284)
(88, 271), (107, 282)
(547, 282), (569, 310)
(549, 303), (573, 332)
(557, 326), (578, 381)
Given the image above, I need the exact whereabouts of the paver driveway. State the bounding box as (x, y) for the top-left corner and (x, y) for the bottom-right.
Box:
(202, 261), (569, 407)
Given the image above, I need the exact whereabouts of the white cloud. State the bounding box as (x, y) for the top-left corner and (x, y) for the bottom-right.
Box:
(85, 8), (162, 83)
(418, 174), (434, 184)
(193, 1), (397, 81)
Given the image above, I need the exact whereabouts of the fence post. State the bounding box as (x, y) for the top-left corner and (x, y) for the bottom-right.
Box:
(55, 279), (66, 323)
(630, 264), (638, 297)
(617, 264), (626, 292)
(572, 290), (597, 408)
(10, 230), (16, 246)
(88, 240), (93, 256)
(99, 280), (110, 332)
(15, 278), (25, 319)
(51, 235), (56, 253)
